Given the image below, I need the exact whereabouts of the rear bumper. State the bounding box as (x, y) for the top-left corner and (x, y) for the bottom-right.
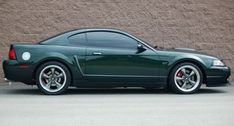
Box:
(2, 60), (34, 84)
(206, 66), (231, 87)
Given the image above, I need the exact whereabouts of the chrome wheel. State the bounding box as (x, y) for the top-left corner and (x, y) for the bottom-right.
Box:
(174, 65), (201, 92)
(39, 65), (67, 93)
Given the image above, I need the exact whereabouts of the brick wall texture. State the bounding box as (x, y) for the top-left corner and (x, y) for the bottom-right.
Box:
(0, 0), (234, 83)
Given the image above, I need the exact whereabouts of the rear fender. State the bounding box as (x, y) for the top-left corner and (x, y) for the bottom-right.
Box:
(33, 52), (84, 85)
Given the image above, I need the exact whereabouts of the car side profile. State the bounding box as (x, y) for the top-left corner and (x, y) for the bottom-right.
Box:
(3, 28), (231, 95)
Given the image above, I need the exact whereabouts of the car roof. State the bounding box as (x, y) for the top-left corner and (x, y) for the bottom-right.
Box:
(39, 28), (156, 51)
(64, 28), (130, 36)
(39, 28), (133, 44)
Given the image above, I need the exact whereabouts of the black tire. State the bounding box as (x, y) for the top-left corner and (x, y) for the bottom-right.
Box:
(35, 61), (71, 95)
(168, 63), (203, 94)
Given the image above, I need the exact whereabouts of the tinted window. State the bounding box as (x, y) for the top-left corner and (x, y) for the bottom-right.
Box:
(68, 33), (86, 46)
(87, 32), (138, 49)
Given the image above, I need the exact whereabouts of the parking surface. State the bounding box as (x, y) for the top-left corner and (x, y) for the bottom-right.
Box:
(0, 83), (234, 126)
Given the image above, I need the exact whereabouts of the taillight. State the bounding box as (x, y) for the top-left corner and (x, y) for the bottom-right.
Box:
(9, 48), (16, 60)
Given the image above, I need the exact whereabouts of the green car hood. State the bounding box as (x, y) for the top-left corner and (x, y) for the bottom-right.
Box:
(162, 48), (218, 59)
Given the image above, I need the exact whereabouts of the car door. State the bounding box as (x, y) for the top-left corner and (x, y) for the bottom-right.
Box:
(84, 31), (162, 84)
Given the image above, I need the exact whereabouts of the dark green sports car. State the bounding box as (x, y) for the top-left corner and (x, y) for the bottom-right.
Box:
(3, 28), (231, 95)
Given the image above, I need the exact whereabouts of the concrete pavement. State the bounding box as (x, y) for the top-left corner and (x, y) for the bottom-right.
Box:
(0, 83), (234, 126)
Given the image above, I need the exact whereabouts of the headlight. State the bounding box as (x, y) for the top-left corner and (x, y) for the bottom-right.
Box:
(212, 59), (225, 66)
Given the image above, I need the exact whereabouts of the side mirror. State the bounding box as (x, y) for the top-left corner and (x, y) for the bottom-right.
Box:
(137, 44), (146, 53)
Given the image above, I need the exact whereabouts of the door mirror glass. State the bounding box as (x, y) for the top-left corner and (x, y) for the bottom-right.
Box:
(137, 44), (146, 53)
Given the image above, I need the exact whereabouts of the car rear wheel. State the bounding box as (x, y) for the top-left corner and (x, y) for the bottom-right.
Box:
(169, 63), (203, 94)
(35, 62), (71, 95)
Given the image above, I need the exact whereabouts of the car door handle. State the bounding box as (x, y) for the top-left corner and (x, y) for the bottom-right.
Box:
(92, 52), (102, 55)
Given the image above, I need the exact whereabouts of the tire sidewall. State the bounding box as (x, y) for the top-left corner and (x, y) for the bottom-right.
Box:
(35, 62), (71, 95)
(169, 63), (203, 94)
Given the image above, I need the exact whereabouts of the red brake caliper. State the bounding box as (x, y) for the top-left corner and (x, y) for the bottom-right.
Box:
(176, 71), (183, 77)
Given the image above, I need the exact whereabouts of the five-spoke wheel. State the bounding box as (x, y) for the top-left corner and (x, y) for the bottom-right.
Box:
(169, 63), (203, 94)
(36, 62), (71, 95)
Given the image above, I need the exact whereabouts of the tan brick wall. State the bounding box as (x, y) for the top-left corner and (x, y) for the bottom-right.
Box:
(0, 0), (233, 83)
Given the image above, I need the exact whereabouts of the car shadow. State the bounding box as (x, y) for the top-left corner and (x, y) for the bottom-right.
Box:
(197, 88), (227, 94)
(5, 88), (41, 95)
(4, 87), (227, 95)
(65, 88), (227, 95)
(66, 88), (171, 95)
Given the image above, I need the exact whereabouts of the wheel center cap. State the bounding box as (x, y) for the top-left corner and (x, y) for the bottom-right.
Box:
(184, 76), (189, 81)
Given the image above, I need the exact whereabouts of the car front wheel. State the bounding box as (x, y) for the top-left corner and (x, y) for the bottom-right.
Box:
(169, 63), (203, 94)
(35, 62), (71, 95)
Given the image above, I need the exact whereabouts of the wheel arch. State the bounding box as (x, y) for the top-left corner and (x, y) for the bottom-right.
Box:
(33, 58), (74, 85)
(167, 59), (207, 85)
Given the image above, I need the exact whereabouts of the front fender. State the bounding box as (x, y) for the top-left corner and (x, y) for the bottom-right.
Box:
(170, 55), (207, 69)
(166, 55), (209, 77)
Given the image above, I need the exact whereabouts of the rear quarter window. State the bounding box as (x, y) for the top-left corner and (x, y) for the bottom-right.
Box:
(68, 33), (86, 46)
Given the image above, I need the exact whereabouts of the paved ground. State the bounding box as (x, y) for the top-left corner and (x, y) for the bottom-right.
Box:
(0, 83), (234, 126)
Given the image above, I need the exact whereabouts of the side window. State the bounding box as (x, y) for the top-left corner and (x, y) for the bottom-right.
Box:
(68, 33), (86, 46)
(86, 32), (138, 49)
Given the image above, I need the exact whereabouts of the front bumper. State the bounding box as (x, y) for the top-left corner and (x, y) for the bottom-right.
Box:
(2, 60), (34, 84)
(206, 66), (231, 87)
